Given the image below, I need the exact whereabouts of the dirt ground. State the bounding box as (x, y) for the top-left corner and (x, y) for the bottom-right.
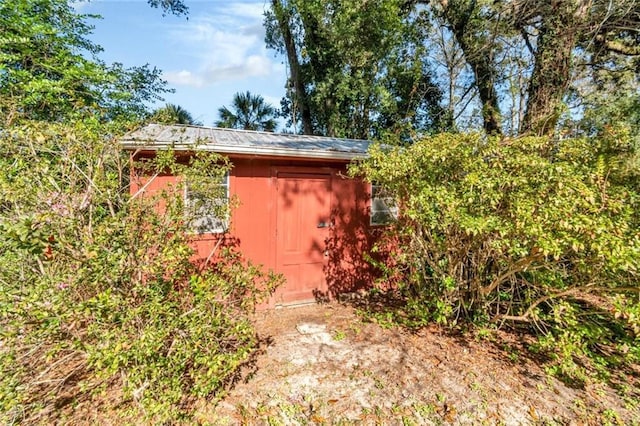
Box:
(202, 302), (639, 425)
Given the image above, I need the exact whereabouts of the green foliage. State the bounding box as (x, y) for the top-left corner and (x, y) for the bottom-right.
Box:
(216, 91), (278, 132)
(0, 1), (281, 422)
(430, 0), (640, 136)
(352, 132), (640, 380)
(267, 0), (639, 138)
(0, 0), (170, 124)
(80, 246), (278, 419)
(567, 71), (640, 184)
(0, 123), (281, 422)
(265, 0), (446, 138)
(150, 103), (201, 125)
(146, 0), (189, 16)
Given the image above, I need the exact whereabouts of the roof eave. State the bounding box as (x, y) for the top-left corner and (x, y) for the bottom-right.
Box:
(120, 141), (368, 161)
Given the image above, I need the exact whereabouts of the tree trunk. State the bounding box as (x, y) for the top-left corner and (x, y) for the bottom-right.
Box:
(298, 5), (338, 137)
(272, 0), (314, 135)
(521, 0), (588, 135)
(440, 0), (502, 136)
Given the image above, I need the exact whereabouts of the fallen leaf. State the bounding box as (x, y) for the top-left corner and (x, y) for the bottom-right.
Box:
(529, 405), (539, 421)
(311, 414), (326, 423)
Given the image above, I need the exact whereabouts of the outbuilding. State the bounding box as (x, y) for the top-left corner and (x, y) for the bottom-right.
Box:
(120, 124), (394, 307)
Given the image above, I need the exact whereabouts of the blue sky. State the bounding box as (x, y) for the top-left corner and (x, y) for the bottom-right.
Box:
(77, 0), (288, 127)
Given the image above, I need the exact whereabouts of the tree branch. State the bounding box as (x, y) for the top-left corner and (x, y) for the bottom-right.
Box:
(480, 253), (543, 297)
(493, 284), (640, 323)
(601, 37), (640, 56)
(520, 27), (535, 55)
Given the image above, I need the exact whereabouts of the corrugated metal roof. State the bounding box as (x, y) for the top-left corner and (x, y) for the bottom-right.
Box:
(120, 124), (371, 160)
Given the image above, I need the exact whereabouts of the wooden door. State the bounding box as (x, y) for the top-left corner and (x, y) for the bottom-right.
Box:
(275, 172), (331, 304)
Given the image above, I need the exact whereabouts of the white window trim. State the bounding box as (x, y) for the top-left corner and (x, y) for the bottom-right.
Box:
(184, 172), (229, 234)
(370, 183), (398, 226)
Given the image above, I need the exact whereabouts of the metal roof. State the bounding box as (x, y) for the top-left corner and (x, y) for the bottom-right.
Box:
(120, 124), (371, 160)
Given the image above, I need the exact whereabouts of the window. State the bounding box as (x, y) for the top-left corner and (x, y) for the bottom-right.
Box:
(370, 183), (398, 225)
(185, 172), (229, 234)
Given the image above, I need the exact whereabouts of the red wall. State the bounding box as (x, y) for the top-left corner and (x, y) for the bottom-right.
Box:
(226, 159), (274, 271)
(130, 153), (379, 304)
(326, 164), (377, 295)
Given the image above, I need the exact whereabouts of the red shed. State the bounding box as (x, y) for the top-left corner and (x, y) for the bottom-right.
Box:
(121, 124), (394, 307)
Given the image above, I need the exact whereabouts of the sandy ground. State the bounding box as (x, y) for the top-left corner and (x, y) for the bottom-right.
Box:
(200, 302), (639, 425)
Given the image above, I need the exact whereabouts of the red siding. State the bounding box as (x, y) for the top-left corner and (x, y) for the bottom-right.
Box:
(226, 159), (273, 268)
(327, 168), (376, 296)
(130, 153), (378, 306)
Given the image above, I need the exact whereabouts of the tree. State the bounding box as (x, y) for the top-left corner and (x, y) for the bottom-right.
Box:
(265, 0), (447, 138)
(423, 0), (640, 136)
(432, 1), (505, 135)
(0, 0), (170, 125)
(0, 1), (278, 422)
(216, 91), (279, 132)
(266, 0), (640, 137)
(147, 0), (188, 16)
(426, 15), (478, 132)
(150, 103), (201, 125)
(268, 0), (314, 135)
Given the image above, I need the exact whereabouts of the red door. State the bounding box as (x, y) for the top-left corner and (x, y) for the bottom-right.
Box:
(275, 172), (331, 304)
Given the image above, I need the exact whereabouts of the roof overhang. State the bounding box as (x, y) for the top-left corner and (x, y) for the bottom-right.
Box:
(122, 141), (367, 161)
(120, 124), (371, 161)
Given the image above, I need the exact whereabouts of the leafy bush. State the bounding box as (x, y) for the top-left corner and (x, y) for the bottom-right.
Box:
(1, 2), (281, 422)
(352, 131), (640, 380)
(0, 122), (280, 423)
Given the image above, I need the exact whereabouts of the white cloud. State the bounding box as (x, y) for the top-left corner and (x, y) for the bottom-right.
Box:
(164, 2), (277, 87)
(204, 55), (271, 80)
(164, 70), (206, 87)
(70, 0), (90, 11)
(240, 23), (266, 38)
(166, 55), (272, 85)
(225, 2), (266, 19)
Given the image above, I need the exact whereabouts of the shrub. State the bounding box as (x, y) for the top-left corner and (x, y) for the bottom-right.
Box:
(0, 122), (280, 423)
(351, 131), (640, 380)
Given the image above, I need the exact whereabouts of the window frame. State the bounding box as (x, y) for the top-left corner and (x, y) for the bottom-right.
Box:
(184, 171), (230, 234)
(369, 183), (398, 226)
